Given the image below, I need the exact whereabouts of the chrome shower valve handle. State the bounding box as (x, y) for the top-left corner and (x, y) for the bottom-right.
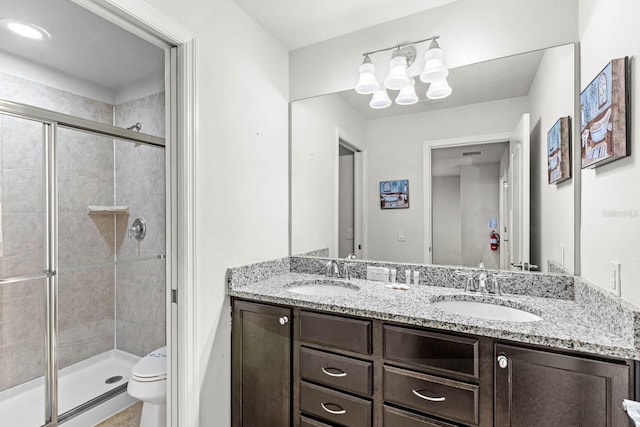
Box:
(128, 217), (146, 240)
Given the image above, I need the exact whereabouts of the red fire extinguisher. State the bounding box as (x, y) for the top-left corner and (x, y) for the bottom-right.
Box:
(490, 231), (500, 251)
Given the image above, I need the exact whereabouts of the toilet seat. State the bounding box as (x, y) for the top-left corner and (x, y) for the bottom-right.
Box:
(132, 346), (167, 382)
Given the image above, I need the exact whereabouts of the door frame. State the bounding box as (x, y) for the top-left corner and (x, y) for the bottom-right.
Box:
(72, 1), (198, 425)
(423, 133), (511, 265)
(334, 127), (366, 259)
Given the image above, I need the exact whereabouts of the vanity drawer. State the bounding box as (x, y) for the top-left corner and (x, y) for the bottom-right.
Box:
(300, 381), (372, 427)
(301, 347), (373, 396)
(383, 366), (479, 426)
(300, 311), (372, 354)
(300, 415), (333, 427)
(383, 405), (458, 427)
(384, 325), (478, 379)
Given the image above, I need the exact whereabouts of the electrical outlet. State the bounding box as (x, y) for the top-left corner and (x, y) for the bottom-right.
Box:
(560, 244), (565, 268)
(610, 261), (621, 297)
(398, 229), (406, 242)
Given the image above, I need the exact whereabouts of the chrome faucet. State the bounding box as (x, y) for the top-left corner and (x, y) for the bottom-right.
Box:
(326, 260), (340, 277)
(478, 271), (487, 293)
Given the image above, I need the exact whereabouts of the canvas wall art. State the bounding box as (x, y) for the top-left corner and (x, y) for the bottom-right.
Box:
(380, 180), (409, 209)
(547, 116), (571, 184)
(580, 57), (630, 168)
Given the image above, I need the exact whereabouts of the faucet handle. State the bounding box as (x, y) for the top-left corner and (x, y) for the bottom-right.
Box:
(455, 271), (474, 292)
(342, 262), (357, 280)
(489, 274), (510, 295)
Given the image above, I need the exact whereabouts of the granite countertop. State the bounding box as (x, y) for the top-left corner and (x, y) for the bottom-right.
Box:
(228, 272), (638, 360)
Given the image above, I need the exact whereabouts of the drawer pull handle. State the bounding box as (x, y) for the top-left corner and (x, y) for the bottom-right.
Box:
(321, 402), (347, 415)
(412, 389), (446, 402)
(321, 367), (347, 377)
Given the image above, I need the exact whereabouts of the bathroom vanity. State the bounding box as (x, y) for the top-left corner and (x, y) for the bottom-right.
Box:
(229, 258), (638, 427)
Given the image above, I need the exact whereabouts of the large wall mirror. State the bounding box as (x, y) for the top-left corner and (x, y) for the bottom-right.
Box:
(291, 43), (578, 274)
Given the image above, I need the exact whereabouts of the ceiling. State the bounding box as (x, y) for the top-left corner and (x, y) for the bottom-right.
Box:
(232, 0), (457, 50)
(339, 49), (544, 120)
(0, 0), (164, 99)
(432, 142), (509, 177)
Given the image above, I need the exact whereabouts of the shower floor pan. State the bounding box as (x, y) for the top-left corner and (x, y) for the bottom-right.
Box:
(0, 349), (140, 427)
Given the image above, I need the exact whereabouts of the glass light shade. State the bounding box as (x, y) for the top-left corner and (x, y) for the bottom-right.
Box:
(369, 88), (392, 109)
(420, 43), (448, 83)
(355, 62), (379, 94)
(384, 54), (410, 90)
(427, 78), (452, 99)
(395, 79), (418, 105)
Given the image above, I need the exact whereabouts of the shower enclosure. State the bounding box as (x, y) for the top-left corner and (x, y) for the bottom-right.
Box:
(0, 97), (166, 426)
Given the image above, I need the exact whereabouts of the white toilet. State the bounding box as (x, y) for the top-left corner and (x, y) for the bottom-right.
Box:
(127, 346), (167, 427)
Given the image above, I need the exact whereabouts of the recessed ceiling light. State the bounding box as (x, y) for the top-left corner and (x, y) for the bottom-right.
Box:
(0, 18), (51, 40)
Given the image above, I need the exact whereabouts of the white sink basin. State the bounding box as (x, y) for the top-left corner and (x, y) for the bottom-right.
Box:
(286, 280), (359, 296)
(432, 300), (542, 322)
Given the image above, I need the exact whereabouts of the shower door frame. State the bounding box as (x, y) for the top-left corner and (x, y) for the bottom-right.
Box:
(65, 1), (198, 425)
(0, 99), (166, 425)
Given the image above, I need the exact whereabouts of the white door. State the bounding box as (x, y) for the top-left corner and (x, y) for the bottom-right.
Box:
(508, 114), (531, 270)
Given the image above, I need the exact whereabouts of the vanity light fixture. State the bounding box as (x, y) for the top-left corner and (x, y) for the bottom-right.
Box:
(369, 87), (392, 109)
(0, 18), (51, 40)
(355, 36), (451, 109)
(355, 54), (379, 94)
(426, 78), (452, 99)
(395, 78), (419, 105)
(420, 39), (448, 83)
(383, 47), (412, 90)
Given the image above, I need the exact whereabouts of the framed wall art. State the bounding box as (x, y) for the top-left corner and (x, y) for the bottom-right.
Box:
(580, 57), (630, 168)
(547, 116), (571, 184)
(380, 179), (409, 209)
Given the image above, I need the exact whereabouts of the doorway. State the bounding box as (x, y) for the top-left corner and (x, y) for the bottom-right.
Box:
(338, 144), (355, 257)
(431, 142), (509, 269)
(0, 0), (197, 425)
(337, 139), (363, 259)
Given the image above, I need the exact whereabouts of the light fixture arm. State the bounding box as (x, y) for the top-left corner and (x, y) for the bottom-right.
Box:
(361, 35), (439, 57)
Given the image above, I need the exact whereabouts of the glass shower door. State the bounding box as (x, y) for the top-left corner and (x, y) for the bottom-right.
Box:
(55, 126), (166, 420)
(0, 112), (50, 426)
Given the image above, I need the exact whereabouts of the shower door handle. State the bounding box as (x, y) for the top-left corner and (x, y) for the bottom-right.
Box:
(0, 271), (55, 285)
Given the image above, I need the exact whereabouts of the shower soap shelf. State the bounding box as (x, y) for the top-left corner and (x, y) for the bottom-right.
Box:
(87, 206), (129, 215)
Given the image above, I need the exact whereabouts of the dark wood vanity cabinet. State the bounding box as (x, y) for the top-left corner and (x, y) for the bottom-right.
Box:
(495, 344), (632, 427)
(231, 299), (634, 427)
(231, 300), (292, 427)
(297, 310), (374, 427)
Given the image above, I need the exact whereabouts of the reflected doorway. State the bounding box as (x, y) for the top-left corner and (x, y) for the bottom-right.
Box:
(431, 141), (509, 269)
(338, 142), (359, 258)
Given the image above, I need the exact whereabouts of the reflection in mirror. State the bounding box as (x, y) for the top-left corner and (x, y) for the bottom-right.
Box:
(431, 142), (509, 269)
(291, 43), (576, 274)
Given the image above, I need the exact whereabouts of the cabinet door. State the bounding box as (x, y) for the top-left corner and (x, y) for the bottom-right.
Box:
(232, 300), (292, 427)
(495, 344), (631, 427)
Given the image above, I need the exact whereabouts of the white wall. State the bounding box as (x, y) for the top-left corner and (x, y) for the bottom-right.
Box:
(528, 44), (576, 273)
(432, 176), (461, 265)
(579, 0), (640, 305)
(338, 152), (355, 257)
(144, 0), (289, 425)
(291, 94), (367, 257)
(290, 0), (579, 100)
(366, 97), (529, 263)
(460, 163), (501, 269)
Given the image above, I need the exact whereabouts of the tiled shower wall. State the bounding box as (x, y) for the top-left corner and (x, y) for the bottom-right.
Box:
(0, 73), (165, 391)
(114, 93), (166, 356)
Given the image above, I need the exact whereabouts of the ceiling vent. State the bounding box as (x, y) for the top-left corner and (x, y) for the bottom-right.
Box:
(461, 151), (483, 157)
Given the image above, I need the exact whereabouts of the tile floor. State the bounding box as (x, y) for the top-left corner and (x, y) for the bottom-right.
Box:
(96, 401), (141, 427)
